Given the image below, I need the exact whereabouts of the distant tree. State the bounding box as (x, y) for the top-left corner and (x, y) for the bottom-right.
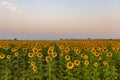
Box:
(88, 37), (91, 40)
(60, 38), (63, 40)
(14, 38), (18, 40)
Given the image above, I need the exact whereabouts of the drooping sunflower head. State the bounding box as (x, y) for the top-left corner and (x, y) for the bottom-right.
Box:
(65, 55), (70, 60)
(74, 60), (80, 66)
(67, 62), (74, 69)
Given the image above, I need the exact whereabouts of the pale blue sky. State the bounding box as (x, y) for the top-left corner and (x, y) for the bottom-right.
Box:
(0, 0), (120, 40)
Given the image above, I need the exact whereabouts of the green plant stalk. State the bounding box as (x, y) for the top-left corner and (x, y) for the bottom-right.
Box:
(48, 62), (51, 80)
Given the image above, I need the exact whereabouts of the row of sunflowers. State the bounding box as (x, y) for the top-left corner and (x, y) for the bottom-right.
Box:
(0, 40), (120, 80)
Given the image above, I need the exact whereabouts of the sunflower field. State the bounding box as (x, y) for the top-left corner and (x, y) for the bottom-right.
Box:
(0, 40), (120, 80)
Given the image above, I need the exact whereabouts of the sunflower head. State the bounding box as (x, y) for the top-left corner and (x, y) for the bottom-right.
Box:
(37, 53), (43, 58)
(107, 52), (112, 57)
(28, 53), (34, 58)
(0, 54), (5, 59)
(74, 60), (80, 66)
(46, 56), (52, 63)
(65, 55), (70, 60)
(67, 62), (74, 69)
(85, 61), (89, 66)
(76, 50), (80, 54)
(7, 55), (11, 59)
(32, 66), (37, 72)
(103, 61), (108, 66)
(31, 61), (36, 66)
(14, 52), (19, 57)
(94, 62), (99, 68)
(52, 52), (57, 58)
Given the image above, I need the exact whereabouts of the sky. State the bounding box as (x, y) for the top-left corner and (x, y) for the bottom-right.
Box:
(0, 0), (120, 40)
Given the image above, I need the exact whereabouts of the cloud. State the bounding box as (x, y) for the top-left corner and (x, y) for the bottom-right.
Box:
(0, 1), (24, 14)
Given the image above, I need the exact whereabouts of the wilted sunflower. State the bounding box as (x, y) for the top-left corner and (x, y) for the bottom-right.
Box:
(74, 60), (80, 66)
(0, 54), (5, 59)
(107, 52), (112, 57)
(93, 62), (99, 68)
(28, 53), (34, 58)
(85, 61), (89, 66)
(46, 56), (52, 62)
(37, 53), (42, 58)
(65, 55), (70, 60)
(52, 52), (57, 58)
(67, 62), (74, 69)
(7, 55), (11, 59)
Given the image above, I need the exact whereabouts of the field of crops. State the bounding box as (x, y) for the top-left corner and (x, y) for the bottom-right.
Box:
(0, 40), (120, 80)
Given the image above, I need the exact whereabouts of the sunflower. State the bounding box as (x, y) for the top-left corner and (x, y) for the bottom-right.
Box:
(37, 53), (42, 58)
(32, 47), (39, 53)
(7, 55), (11, 59)
(11, 47), (19, 52)
(0, 54), (5, 59)
(28, 53), (34, 58)
(14, 52), (19, 57)
(103, 61), (108, 66)
(31, 61), (36, 66)
(48, 49), (53, 54)
(85, 61), (89, 65)
(45, 56), (52, 62)
(74, 60), (80, 66)
(103, 48), (108, 52)
(94, 53), (99, 57)
(59, 53), (63, 57)
(67, 62), (74, 69)
(93, 62), (99, 68)
(64, 47), (70, 53)
(32, 66), (37, 72)
(65, 55), (70, 60)
(81, 54), (85, 58)
(76, 50), (80, 54)
(52, 52), (57, 58)
(107, 52), (112, 57)
(83, 55), (88, 60)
